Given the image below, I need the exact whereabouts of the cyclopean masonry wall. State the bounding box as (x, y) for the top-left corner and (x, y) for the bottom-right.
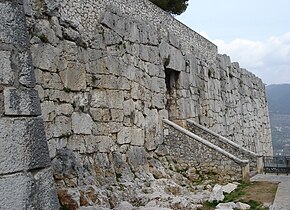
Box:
(0, 0), (59, 209)
(0, 0), (273, 209)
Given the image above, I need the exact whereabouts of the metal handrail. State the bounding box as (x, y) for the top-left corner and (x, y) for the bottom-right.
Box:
(263, 156), (290, 175)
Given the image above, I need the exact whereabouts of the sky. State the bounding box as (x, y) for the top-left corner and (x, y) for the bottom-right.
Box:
(176, 0), (290, 85)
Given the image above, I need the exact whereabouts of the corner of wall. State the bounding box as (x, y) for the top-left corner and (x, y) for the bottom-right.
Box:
(0, 0), (59, 209)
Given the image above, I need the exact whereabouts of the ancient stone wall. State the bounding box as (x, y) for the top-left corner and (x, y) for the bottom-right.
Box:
(0, 0), (59, 209)
(0, 0), (273, 209)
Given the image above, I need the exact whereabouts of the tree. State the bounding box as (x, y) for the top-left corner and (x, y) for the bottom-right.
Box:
(149, 0), (189, 15)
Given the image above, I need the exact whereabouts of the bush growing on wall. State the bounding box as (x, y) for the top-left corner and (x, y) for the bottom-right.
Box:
(149, 0), (189, 15)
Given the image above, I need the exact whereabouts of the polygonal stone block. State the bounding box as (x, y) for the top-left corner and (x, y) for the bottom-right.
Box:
(72, 112), (93, 134)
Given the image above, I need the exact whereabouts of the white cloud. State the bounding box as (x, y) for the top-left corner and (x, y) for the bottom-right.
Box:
(207, 32), (290, 85)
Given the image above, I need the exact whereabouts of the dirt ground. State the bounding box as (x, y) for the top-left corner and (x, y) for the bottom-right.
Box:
(199, 181), (278, 210)
(240, 181), (278, 205)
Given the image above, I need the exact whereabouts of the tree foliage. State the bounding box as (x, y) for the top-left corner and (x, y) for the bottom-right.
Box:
(149, 0), (189, 15)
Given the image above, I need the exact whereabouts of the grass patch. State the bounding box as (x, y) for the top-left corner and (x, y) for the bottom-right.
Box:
(223, 182), (247, 202)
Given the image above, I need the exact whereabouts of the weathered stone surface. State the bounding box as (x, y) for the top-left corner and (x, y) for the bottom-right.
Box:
(72, 112), (93, 134)
(209, 184), (224, 202)
(98, 136), (114, 153)
(159, 42), (185, 72)
(222, 183), (238, 194)
(0, 50), (14, 85)
(41, 101), (56, 121)
(58, 188), (80, 209)
(0, 173), (31, 209)
(0, 117), (50, 174)
(115, 201), (134, 210)
(127, 146), (148, 172)
(117, 127), (132, 144)
(215, 202), (236, 210)
(53, 115), (71, 137)
(31, 44), (60, 72)
(0, 170), (58, 209)
(0, 1), (29, 48)
(56, 103), (74, 116)
(34, 19), (59, 45)
(28, 168), (60, 210)
(236, 202), (251, 210)
(137, 208), (172, 210)
(131, 128), (145, 146)
(4, 88), (41, 116)
(60, 61), (87, 91)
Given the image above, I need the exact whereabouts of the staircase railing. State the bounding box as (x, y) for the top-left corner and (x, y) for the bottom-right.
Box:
(186, 120), (264, 174)
(163, 119), (250, 182)
(187, 120), (260, 157)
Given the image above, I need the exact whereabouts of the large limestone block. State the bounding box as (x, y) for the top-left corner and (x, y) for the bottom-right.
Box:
(98, 136), (114, 153)
(72, 112), (93, 134)
(90, 89), (108, 108)
(209, 184), (224, 202)
(0, 1), (29, 48)
(222, 183), (238, 194)
(4, 87), (41, 116)
(117, 127), (132, 144)
(60, 61), (86, 91)
(0, 117), (50, 174)
(0, 169), (59, 210)
(101, 11), (127, 37)
(1, 2), (35, 86)
(27, 168), (60, 209)
(34, 19), (59, 46)
(127, 146), (148, 172)
(0, 50), (14, 85)
(31, 43), (60, 72)
(159, 42), (185, 72)
(107, 90), (124, 109)
(41, 101), (56, 121)
(0, 172), (31, 209)
(131, 128), (145, 146)
(115, 201), (134, 210)
(53, 115), (71, 138)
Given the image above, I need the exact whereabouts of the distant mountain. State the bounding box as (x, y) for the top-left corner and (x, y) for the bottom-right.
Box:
(266, 84), (290, 115)
(266, 84), (290, 155)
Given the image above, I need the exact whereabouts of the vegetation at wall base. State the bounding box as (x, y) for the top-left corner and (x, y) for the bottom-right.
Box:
(149, 0), (189, 15)
(198, 181), (277, 210)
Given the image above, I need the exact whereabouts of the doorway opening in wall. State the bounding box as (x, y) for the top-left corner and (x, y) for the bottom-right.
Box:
(165, 68), (180, 120)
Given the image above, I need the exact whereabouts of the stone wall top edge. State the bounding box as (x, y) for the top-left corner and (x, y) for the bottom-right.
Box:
(40, 0), (217, 57)
(218, 53), (264, 84)
(116, 0), (218, 53)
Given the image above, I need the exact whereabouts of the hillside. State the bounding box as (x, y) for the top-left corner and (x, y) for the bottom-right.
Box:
(266, 84), (290, 155)
(266, 84), (290, 115)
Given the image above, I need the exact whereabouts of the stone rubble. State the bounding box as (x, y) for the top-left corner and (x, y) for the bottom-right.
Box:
(222, 183), (238, 194)
(209, 184), (225, 202)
